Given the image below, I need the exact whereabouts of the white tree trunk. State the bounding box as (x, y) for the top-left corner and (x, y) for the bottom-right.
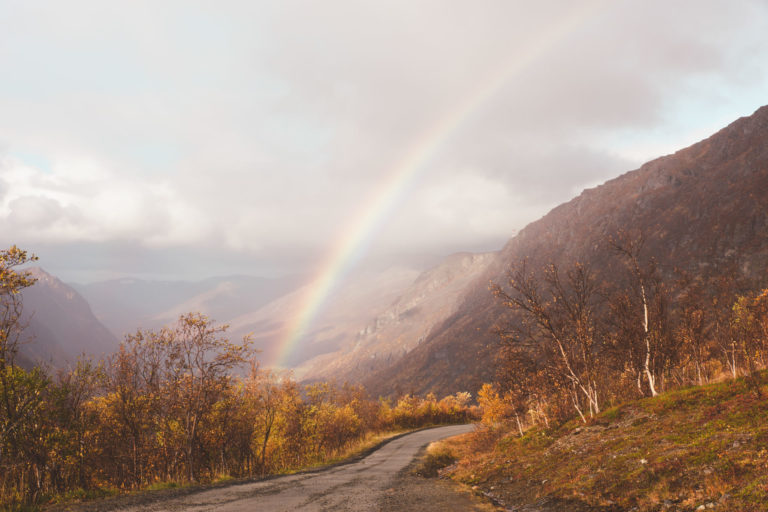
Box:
(640, 281), (658, 397)
(515, 413), (524, 437)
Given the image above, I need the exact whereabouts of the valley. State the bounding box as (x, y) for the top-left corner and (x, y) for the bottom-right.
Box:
(4, 105), (768, 511)
(4, 3), (768, 510)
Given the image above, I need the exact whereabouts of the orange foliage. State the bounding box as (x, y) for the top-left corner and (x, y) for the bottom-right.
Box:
(1, 309), (476, 509)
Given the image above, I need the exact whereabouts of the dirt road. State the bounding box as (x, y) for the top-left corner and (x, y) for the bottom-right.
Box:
(104, 424), (491, 512)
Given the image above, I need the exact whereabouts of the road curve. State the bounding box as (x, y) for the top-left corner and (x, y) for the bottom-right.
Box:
(116, 424), (475, 512)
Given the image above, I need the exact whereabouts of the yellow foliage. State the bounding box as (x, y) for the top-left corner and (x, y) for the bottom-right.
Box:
(478, 383), (506, 425)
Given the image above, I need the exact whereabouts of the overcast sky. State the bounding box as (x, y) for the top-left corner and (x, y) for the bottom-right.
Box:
(1, 0), (767, 283)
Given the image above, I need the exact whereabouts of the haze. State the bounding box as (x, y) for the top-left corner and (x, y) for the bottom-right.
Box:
(1, 0), (767, 283)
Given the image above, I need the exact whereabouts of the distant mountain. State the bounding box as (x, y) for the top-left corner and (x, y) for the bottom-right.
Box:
(298, 252), (495, 385)
(226, 267), (421, 369)
(363, 105), (768, 397)
(107, 255), (495, 378)
(72, 274), (303, 339)
(18, 267), (119, 368)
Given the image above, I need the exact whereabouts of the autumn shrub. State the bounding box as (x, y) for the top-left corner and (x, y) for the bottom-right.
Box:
(0, 245), (470, 508)
(2, 347), (476, 510)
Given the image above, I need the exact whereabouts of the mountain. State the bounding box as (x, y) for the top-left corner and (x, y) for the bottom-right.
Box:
(226, 267), (422, 369)
(72, 267), (428, 371)
(18, 267), (119, 368)
(297, 252), (495, 385)
(363, 105), (768, 397)
(72, 274), (303, 339)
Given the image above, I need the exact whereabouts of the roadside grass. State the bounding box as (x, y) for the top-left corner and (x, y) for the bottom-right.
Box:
(3, 487), (120, 512)
(278, 428), (413, 474)
(145, 481), (182, 492)
(280, 423), (467, 475)
(413, 441), (458, 478)
(36, 425), (453, 512)
(442, 371), (768, 511)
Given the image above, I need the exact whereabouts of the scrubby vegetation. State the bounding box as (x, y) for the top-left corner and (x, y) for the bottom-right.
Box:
(5, 219), (768, 511)
(443, 372), (768, 511)
(0, 247), (476, 510)
(455, 230), (768, 510)
(487, 230), (768, 432)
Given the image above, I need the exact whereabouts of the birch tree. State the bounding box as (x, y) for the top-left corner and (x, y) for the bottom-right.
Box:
(163, 313), (253, 481)
(609, 232), (677, 397)
(492, 260), (605, 422)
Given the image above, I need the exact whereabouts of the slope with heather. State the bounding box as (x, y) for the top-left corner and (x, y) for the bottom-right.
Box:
(437, 372), (768, 511)
(298, 252), (496, 385)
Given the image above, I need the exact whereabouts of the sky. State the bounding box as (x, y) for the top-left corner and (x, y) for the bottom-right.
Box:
(1, 0), (767, 283)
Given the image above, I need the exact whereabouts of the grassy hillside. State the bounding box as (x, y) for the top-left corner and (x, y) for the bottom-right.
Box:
(436, 372), (768, 511)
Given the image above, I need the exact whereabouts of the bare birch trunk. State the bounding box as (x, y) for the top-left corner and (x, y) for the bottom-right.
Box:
(571, 388), (586, 423)
(640, 281), (658, 397)
(537, 401), (549, 428)
(515, 413), (524, 437)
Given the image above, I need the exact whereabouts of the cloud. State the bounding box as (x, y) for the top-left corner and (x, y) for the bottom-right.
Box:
(0, 0), (767, 280)
(0, 156), (208, 246)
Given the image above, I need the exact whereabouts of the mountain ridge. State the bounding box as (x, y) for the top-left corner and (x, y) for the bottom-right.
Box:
(298, 251), (496, 384)
(362, 105), (768, 397)
(18, 267), (119, 368)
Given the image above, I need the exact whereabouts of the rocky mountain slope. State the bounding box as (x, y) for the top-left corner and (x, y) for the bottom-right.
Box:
(72, 264), (469, 373)
(18, 267), (119, 368)
(298, 252), (495, 384)
(226, 267), (421, 368)
(363, 105), (768, 397)
(67, 252), (498, 379)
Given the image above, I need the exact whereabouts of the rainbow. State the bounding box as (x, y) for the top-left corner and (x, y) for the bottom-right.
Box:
(275, 1), (604, 367)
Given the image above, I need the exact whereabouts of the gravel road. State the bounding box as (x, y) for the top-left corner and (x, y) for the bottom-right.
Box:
(102, 424), (492, 512)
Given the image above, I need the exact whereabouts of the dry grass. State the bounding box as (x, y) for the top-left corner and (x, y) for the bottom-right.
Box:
(412, 441), (458, 478)
(443, 372), (768, 511)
